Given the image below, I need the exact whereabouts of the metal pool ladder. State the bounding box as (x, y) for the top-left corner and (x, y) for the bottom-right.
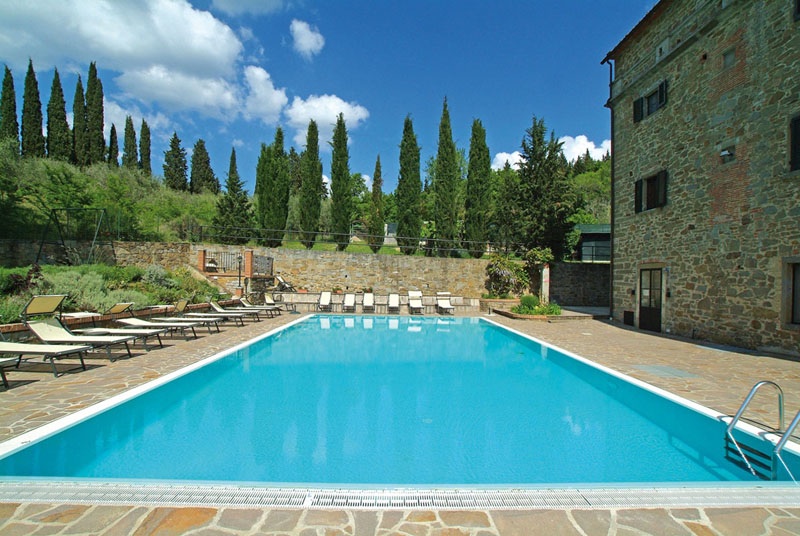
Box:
(725, 380), (799, 482)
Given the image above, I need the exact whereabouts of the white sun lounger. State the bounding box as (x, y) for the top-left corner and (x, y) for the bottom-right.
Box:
(362, 292), (375, 313)
(387, 293), (400, 314)
(239, 297), (282, 316)
(116, 317), (199, 339)
(0, 341), (92, 378)
(318, 291), (332, 312)
(436, 292), (455, 315)
(408, 290), (424, 315)
(27, 317), (134, 360)
(342, 293), (356, 313)
(210, 301), (261, 321)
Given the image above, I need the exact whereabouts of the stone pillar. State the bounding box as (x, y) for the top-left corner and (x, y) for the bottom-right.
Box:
(244, 249), (254, 279)
(197, 249), (206, 272)
(541, 263), (550, 304)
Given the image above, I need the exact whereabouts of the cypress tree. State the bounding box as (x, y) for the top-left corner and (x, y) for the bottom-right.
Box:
(298, 120), (322, 249)
(85, 62), (105, 165)
(464, 119), (491, 258)
(122, 115), (137, 168)
(257, 128), (290, 247)
(189, 139), (218, 194)
(107, 123), (119, 166)
(163, 132), (188, 191)
(254, 142), (271, 234)
(330, 113), (352, 251)
(396, 115), (421, 255)
(213, 147), (252, 244)
(367, 155), (385, 253)
(433, 97), (458, 256)
(0, 66), (19, 151)
(139, 118), (151, 175)
(46, 68), (71, 160)
(21, 59), (45, 158)
(71, 75), (87, 166)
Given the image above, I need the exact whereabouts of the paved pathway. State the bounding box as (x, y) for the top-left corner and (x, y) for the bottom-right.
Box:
(1, 312), (800, 535)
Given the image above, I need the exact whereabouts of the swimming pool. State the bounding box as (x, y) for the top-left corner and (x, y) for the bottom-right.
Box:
(0, 315), (798, 490)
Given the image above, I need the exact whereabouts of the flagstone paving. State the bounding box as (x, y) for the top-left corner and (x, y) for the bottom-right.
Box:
(1, 311), (800, 535)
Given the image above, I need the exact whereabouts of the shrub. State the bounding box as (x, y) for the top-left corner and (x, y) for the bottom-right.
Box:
(485, 254), (529, 297)
(519, 294), (540, 310)
(143, 264), (176, 288)
(511, 297), (562, 316)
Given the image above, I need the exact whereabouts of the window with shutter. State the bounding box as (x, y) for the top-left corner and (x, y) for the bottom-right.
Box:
(635, 80), (668, 122)
(635, 171), (668, 213)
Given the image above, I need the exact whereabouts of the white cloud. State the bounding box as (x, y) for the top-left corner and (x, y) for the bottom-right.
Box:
(284, 94), (370, 149)
(290, 19), (325, 60)
(559, 135), (611, 162)
(117, 66), (239, 119)
(211, 0), (286, 16)
(361, 173), (372, 191)
(0, 0), (244, 120)
(0, 1), (242, 77)
(322, 174), (331, 193)
(242, 66), (288, 125)
(103, 99), (171, 142)
(492, 151), (523, 170)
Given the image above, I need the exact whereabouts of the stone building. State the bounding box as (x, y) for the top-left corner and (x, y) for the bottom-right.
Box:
(602, 0), (800, 355)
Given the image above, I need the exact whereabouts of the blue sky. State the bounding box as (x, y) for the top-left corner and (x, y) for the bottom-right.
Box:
(0, 0), (656, 194)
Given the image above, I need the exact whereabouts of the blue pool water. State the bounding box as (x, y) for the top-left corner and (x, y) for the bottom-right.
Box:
(0, 315), (796, 485)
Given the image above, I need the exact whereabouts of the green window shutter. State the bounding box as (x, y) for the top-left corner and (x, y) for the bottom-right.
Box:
(791, 116), (800, 172)
(634, 179), (643, 213)
(633, 97), (644, 123)
(656, 170), (668, 207)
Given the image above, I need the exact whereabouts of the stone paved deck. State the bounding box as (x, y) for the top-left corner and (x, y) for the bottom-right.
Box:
(1, 312), (800, 535)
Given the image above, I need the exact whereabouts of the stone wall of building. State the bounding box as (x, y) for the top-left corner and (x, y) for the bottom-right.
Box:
(550, 263), (610, 307)
(608, 0), (800, 354)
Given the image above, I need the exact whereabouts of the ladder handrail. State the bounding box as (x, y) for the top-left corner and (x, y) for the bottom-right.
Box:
(773, 409), (800, 482)
(726, 380), (785, 435)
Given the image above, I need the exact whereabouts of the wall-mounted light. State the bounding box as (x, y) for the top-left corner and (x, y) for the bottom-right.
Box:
(720, 146), (735, 163)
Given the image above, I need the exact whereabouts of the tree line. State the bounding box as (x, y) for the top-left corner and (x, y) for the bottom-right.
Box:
(1, 61), (152, 174)
(0, 60), (610, 260)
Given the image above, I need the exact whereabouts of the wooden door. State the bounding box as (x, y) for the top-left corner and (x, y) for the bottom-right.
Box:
(639, 268), (662, 333)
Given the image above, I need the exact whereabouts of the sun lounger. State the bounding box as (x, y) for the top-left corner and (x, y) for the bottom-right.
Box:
(0, 341), (92, 378)
(20, 294), (68, 321)
(275, 275), (296, 292)
(210, 300), (261, 321)
(264, 294), (296, 312)
(26, 317), (134, 360)
(342, 293), (356, 313)
(318, 291), (332, 312)
(362, 292), (375, 313)
(387, 293), (400, 314)
(116, 317), (199, 339)
(408, 290), (424, 315)
(239, 297), (282, 316)
(436, 292), (455, 315)
(73, 326), (167, 350)
(158, 299), (228, 330)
